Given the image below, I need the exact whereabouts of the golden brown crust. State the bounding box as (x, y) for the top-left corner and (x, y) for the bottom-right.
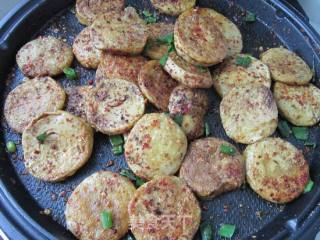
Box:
(125, 113), (187, 180)
(180, 138), (245, 198)
(4, 77), (66, 133)
(220, 85), (278, 144)
(150, 0), (196, 16)
(138, 60), (178, 111)
(22, 111), (94, 182)
(174, 8), (227, 66)
(273, 82), (320, 126)
(95, 53), (147, 85)
(245, 138), (309, 203)
(65, 171), (136, 240)
(128, 176), (201, 240)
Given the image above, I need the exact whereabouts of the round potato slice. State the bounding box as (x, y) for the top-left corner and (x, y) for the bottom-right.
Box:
(260, 47), (313, 85)
(75, 0), (124, 25)
(65, 86), (93, 121)
(168, 85), (209, 140)
(212, 54), (271, 97)
(220, 85), (278, 144)
(150, 0), (195, 16)
(164, 51), (213, 88)
(128, 176), (201, 240)
(16, 36), (73, 77)
(245, 138), (309, 203)
(95, 53), (147, 85)
(207, 9), (243, 57)
(274, 82), (320, 126)
(180, 138), (245, 198)
(22, 111), (94, 182)
(144, 22), (175, 60)
(138, 60), (178, 111)
(73, 27), (103, 69)
(125, 113), (187, 180)
(174, 8), (227, 66)
(4, 77), (66, 133)
(91, 7), (148, 54)
(65, 171), (136, 240)
(86, 79), (145, 135)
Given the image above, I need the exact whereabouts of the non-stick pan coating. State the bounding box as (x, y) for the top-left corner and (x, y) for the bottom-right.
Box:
(0, 0), (320, 239)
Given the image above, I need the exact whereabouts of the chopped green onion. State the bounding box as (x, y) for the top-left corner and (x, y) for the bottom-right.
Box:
(196, 65), (208, 73)
(204, 122), (211, 137)
(220, 145), (236, 156)
(235, 55), (252, 68)
(245, 12), (256, 22)
(159, 53), (169, 66)
(63, 67), (77, 79)
(109, 135), (124, 147)
(304, 179), (314, 193)
(200, 222), (213, 240)
(157, 33), (174, 44)
(120, 169), (146, 187)
(6, 141), (16, 153)
(173, 115), (183, 126)
(219, 224), (236, 238)
(278, 120), (292, 138)
(292, 127), (309, 141)
(142, 10), (156, 24)
(100, 211), (113, 229)
(36, 132), (49, 144)
(112, 145), (123, 156)
(168, 43), (175, 53)
(305, 141), (316, 148)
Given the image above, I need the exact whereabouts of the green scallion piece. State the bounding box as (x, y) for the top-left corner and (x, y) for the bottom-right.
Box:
(173, 115), (184, 126)
(245, 12), (256, 22)
(235, 55), (252, 68)
(200, 222), (213, 240)
(100, 211), (113, 229)
(109, 135), (124, 147)
(219, 224), (236, 238)
(220, 145), (236, 156)
(120, 169), (145, 187)
(6, 141), (16, 153)
(292, 127), (309, 141)
(112, 145), (123, 156)
(135, 177), (145, 187)
(204, 122), (211, 137)
(36, 132), (49, 144)
(196, 65), (208, 73)
(157, 33), (174, 44)
(142, 10), (156, 24)
(63, 67), (77, 79)
(304, 179), (314, 193)
(159, 53), (169, 66)
(278, 120), (292, 138)
(304, 141), (316, 148)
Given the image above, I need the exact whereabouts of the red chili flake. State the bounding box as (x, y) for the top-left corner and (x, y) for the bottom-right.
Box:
(142, 134), (151, 150)
(202, 205), (208, 211)
(106, 160), (114, 167)
(88, 79), (94, 85)
(59, 190), (66, 198)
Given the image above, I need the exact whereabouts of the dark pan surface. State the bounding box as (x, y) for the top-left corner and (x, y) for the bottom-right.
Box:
(0, 0), (320, 239)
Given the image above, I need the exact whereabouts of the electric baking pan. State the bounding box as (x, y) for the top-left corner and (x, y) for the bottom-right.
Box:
(0, 0), (320, 239)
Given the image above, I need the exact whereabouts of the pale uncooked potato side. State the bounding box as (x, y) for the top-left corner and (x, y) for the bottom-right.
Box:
(95, 53), (147, 85)
(212, 54), (271, 97)
(164, 51), (213, 88)
(260, 47), (313, 85)
(168, 85), (209, 140)
(245, 138), (309, 203)
(180, 137), (245, 198)
(22, 111), (94, 182)
(73, 27), (103, 69)
(75, 0), (124, 25)
(16, 36), (73, 77)
(91, 7), (148, 54)
(144, 22), (175, 60)
(86, 79), (145, 135)
(65, 85), (94, 122)
(274, 82), (320, 126)
(4, 77), (66, 133)
(138, 60), (178, 111)
(125, 113), (187, 180)
(220, 85), (278, 144)
(150, 0), (196, 16)
(128, 176), (201, 240)
(65, 171), (136, 240)
(174, 8), (227, 66)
